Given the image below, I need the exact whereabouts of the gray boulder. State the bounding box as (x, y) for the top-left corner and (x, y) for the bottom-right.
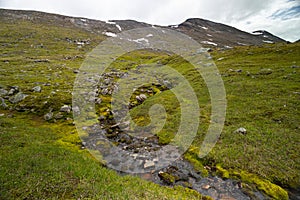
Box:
(0, 97), (8, 108)
(60, 105), (71, 113)
(9, 92), (28, 104)
(8, 86), (19, 95)
(0, 89), (8, 96)
(32, 86), (42, 92)
(44, 112), (53, 121)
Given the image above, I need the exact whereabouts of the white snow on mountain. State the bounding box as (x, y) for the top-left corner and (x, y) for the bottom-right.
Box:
(133, 38), (149, 43)
(224, 45), (233, 49)
(105, 20), (122, 31)
(116, 24), (122, 31)
(263, 40), (274, 43)
(103, 32), (117, 37)
(201, 41), (217, 46)
(105, 20), (116, 25)
(252, 32), (263, 35)
(237, 42), (248, 46)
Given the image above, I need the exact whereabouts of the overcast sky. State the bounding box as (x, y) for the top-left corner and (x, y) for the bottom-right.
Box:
(1, 0), (299, 42)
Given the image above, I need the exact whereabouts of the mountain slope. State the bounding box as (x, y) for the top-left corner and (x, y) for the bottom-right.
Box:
(171, 18), (286, 48)
(0, 9), (287, 48)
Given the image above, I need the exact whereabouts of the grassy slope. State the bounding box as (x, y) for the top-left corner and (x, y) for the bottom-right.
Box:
(0, 20), (211, 199)
(0, 113), (210, 199)
(0, 17), (299, 199)
(120, 44), (299, 199)
(211, 44), (299, 187)
(123, 43), (300, 189)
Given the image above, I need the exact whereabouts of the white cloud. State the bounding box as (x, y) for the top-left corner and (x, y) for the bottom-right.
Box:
(231, 0), (300, 41)
(0, 0), (299, 41)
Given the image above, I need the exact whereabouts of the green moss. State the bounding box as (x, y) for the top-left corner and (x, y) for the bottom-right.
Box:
(159, 172), (176, 184)
(232, 171), (289, 200)
(132, 115), (150, 126)
(184, 149), (209, 177)
(216, 164), (230, 179)
(152, 87), (161, 94)
(173, 186), (214, 200)
(215, 164), (288, 200)
(157, 130), (173, 145)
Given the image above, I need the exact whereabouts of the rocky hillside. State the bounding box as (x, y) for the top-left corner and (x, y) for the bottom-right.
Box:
(171, 18), (287, 48)
(0, 9), (287, 48)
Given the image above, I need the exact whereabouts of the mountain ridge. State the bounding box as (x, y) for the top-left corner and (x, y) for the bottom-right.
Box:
(0, 8), (288, 48)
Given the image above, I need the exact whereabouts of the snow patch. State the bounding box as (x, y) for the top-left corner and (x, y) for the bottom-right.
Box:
(237, 42), (248, 46)
(263, 35), (268, 38)
(224, 45), (233, 49)
(170, 25), (179, 28)
(116, 24), (122, 31)
(252, 32), (263, 35)
(146, 34), (153, 37)
(103, 32), (117, 37)
(80, 18), (87, 22)
(201, 41), (217, 46)
(105, 20), (116, 25)
(127, 38), (150, 46)
(207, 34), (212, 37)
(201, 26), (208, 30)
(133, 38), (149, 44)
(105, 20), (122, 31)
(263, 40), (274, 44)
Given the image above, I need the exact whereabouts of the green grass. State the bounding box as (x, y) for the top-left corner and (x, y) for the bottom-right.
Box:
(0, 19), (106, 114)
(93, 43), (300, 198)
(0, 113), (211, 199)
(0, 15), (299, 199)
(115, 43), (300, 197)
(215, 165), (289, 200)
(209, 43), (300, 187)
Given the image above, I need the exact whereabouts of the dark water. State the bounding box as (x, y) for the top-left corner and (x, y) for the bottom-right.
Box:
(288, 187), (300, 200)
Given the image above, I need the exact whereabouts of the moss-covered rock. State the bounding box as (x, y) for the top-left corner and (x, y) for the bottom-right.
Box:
(232, 171), (289, 200)
(158, 171), (176, 184)
(215, 164), (289, 200)
(216, 164), (230, 179)
(184, 150), (209, 177)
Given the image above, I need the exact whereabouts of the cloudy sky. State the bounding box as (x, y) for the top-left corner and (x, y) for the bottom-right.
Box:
(1, 0), (299, 42)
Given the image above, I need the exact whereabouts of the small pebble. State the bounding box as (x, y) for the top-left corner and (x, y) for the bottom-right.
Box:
(202, 184), (211, 190)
